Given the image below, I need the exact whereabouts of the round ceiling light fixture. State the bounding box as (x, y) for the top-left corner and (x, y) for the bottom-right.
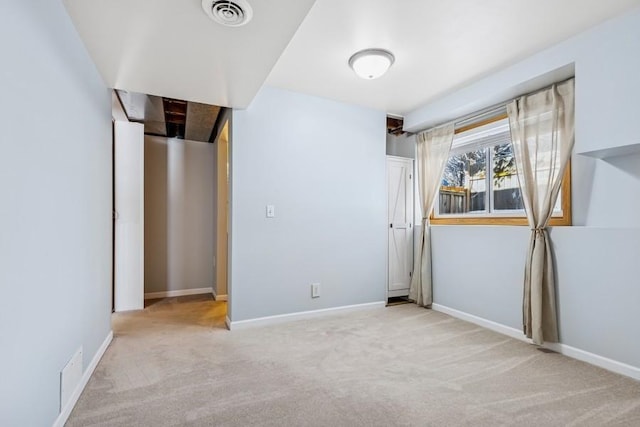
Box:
(348, 48), (395, 80)
(202, 0), (253, 27)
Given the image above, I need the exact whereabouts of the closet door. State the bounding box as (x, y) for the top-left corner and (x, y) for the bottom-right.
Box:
(387, 156), (413, 296)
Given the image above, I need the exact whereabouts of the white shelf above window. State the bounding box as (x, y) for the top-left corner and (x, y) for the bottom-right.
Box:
(577, 142), (640, 159)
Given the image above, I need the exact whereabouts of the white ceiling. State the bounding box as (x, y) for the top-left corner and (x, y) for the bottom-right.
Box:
(267, 0), (640, 115)
(63, 0), (316, 108)
(65, 0), (640, 114)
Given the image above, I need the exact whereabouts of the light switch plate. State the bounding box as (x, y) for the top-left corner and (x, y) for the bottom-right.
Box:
(266, 205), (275, 218)
(311, 283), (320, 298)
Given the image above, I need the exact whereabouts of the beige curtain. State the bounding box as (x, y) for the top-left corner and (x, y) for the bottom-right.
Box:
(507, 78), (575, 345)
(409, 123), (455, 306)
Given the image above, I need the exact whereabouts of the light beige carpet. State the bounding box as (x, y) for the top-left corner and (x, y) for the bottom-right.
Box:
(67, 295), (640, 426)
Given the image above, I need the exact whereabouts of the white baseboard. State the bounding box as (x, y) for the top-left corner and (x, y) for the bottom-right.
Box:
(432, 303), (640, 381)
(432, 304), (525, 341)
(227, 301), (385, 330)
(211, 289), (228, 301)
(144, 287), (213, 300)
(543, 342), (640, 381)
(53, 331), (113, 427)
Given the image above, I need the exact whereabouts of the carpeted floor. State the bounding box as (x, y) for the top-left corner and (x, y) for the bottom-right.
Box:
(67, 295), (640, 426)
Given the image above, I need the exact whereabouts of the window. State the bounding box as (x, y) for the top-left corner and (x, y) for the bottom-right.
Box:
(430, 113), (571, 226)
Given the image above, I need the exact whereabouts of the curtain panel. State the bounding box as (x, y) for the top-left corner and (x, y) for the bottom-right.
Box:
(409, 123), (454, 306)
(507, 78), (575, 345)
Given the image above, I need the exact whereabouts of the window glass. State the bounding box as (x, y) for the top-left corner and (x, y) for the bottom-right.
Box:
(440, 149), (487, 214)
(492, 142), (523, 211)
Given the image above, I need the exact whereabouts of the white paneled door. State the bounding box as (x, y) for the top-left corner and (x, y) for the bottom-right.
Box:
(114, 121), (144, 312)
(387, 156), (413, 297)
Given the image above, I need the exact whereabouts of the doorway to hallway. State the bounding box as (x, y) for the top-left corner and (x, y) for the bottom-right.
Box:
(111, 90), (231, 322)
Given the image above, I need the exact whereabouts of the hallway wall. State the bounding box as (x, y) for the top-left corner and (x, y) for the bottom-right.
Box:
(144, 136), (216, 295)
(213, 125), (229, 299)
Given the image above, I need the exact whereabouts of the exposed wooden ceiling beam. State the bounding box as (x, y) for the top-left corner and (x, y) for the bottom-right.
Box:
(163, 97), (187, 139)
(387, 116), (405, 136)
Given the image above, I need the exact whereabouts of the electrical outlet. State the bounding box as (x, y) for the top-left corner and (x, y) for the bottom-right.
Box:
(311, 283), (320, 298)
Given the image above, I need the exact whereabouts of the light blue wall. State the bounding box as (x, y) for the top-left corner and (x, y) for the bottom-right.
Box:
(552, 227), (640, 367)
(0, 1), (112, 425)
(431, 226), (640, 368)
(431, 226), (528, 330)
(409, 8), (640, 370)
(230, 87), (387, 321)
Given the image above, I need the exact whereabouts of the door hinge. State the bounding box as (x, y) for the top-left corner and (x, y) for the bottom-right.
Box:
(409, 271), (412, 277)
(409, 174), (412, 179)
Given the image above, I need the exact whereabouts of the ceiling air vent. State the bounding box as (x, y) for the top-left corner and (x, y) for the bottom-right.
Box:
(202, 0), (253, 27)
